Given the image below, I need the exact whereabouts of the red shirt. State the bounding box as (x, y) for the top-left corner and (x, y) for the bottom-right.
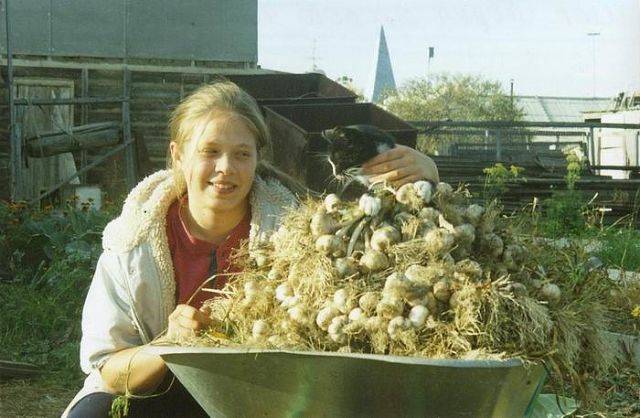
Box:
(165, 198), (251, 308)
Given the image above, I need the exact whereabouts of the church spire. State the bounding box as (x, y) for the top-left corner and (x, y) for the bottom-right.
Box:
(369, 25), (397, 103)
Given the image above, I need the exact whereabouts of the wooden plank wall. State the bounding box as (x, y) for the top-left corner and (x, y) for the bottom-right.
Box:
(0, 66), (213, 200)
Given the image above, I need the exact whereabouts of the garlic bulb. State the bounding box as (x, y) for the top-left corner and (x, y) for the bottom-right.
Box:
(275, 283), (292, 302)
(334, 257), (358, 278)
(359, 250), (389, 272)
(404, 264), (429, 284)
(387, 316), (411, 337)
(316, 234), (343, 256)
(425, 292), (438, 312)
(395, 183), (417, 205)
(348, 307), (365, 322)
(436, 182), (453, 196)
(359, 292), (380, 314)
(455, 259), (483, 280)
(454, 224), (476, 246)
(481, 233), (504, 258)
(267, 267), (283, 281)
(310, 208), (339, 237)
(252, 320), (270, 340)
(503, 244), (526, 270)
(364, 316), (386, 333)
(413, 181), (433, 203)
(376, 296), (404, 318)
(244, 280), (258, 297)
(419, 207), (441, 223)
(324, 193), (341, 213)
(424, 228), (455, 255)
(465, 204), (485, 226)
(316, 306), (340, 330)
(370, 225), (401, 252)
(409, 305), (429, 328)
(541, 283), (561, 303)
(509, 282), (528, 297)
(394, 211), (414, 225)
(281, 295), (300, 308)
(333, 288), (352, 314)
(433, 279), (452, 302)
(288, 306), (311, 325)
(359, 194), (382, 217)
(448, 291), (460, 308)
(328, 315), (348, 343)
(253, 250), (269, 268)
(383, 272), (410, 295)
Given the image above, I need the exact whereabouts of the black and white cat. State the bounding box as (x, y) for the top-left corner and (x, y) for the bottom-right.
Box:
(321, 124), (396, 189)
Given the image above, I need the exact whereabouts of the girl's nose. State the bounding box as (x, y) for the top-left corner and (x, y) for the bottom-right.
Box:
(216, 153), (235, 174)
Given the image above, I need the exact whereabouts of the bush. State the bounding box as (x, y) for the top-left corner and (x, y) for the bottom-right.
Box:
(539, 191), (590, 238)
(0, 200), (117, 386)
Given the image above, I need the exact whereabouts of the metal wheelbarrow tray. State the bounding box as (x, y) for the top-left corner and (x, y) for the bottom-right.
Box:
(151, 346), (545, 418)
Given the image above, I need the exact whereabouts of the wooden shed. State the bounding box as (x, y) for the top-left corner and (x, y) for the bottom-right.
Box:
(1, 0), (269, 202)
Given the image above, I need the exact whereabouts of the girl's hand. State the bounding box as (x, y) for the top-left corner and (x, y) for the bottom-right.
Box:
(166, 304), (213, 340)
(361, 145), (440, 187)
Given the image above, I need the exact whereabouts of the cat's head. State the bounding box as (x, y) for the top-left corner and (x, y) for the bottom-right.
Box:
(321, 124), (396, 179)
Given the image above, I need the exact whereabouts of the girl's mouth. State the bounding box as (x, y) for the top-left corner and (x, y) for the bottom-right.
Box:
(209, 181), (237, 195)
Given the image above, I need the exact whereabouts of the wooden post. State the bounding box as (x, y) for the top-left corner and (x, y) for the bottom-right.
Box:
(636, 131), (639, 167)
(80, 68), (89, 183)
(589, 127), (596, 166)
(122, 68), (137, 189)
(5, 0), (22, 200)
(495, 130), (502, 161)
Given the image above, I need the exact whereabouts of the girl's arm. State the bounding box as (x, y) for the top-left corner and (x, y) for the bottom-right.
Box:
(100, 303), (212, 394)
(100, 346), (168, 394)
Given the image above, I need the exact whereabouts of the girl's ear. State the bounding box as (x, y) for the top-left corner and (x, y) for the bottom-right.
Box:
(169, 141), (182, 168)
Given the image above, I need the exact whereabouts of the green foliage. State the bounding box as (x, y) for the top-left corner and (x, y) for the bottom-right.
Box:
(482, 163), (525, 202)
(381, 73), (523, 122)
(597, 227), (640, 271)
(563, 146), (587, 190)
(539, 191), (589, 238)
(0, 200), (116, 387)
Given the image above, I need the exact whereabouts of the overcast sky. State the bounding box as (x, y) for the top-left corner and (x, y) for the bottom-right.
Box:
(257, 0), (640, 98)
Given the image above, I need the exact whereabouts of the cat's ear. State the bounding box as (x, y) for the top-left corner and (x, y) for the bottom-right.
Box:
(320, 129), (334, 145)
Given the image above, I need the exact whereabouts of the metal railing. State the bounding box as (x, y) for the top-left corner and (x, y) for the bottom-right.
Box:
(409, 120), (640, 173)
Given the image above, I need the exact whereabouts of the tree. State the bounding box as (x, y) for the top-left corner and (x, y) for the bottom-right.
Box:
(335, 75), (365, 102)
(381, 73), (522, 122)
(381, 74), (524, 154)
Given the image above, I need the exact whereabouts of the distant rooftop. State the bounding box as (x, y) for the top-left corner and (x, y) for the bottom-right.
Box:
(515, 96), (613, 122)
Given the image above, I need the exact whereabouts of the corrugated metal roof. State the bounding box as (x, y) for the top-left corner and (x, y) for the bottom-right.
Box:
(515, 96), (612, 122)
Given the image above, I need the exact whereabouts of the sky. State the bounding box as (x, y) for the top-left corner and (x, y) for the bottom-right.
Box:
(257, 0), (640, 98)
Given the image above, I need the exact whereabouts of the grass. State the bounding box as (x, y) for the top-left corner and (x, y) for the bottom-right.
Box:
(598, 228), (640, 271)
(0, 199), (118, 416)
(0, 379), (77, 418)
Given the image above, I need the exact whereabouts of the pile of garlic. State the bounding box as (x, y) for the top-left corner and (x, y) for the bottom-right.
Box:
(205, 181), (566, 356)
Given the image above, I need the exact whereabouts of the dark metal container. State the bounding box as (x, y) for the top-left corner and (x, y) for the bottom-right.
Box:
(225, 73), (357, 105)
(264, 102), (417, 191)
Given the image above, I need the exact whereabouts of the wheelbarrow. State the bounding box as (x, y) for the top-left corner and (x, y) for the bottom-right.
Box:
(150, 346), (546, 418)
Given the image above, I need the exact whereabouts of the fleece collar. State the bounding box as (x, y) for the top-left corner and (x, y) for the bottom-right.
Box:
(102, 170), (296, 318)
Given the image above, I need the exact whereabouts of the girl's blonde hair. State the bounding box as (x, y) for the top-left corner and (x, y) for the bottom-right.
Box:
(167, 79), (269, 166)
(166, 79), (310, 197)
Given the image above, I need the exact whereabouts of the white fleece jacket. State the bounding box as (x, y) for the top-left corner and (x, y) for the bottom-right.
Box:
(63, 170), (296, 417)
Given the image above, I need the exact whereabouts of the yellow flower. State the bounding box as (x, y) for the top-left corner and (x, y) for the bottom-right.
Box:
(632, 305), (640, 318)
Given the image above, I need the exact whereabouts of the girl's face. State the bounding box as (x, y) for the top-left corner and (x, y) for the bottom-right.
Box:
(171, 113), (258, 215)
